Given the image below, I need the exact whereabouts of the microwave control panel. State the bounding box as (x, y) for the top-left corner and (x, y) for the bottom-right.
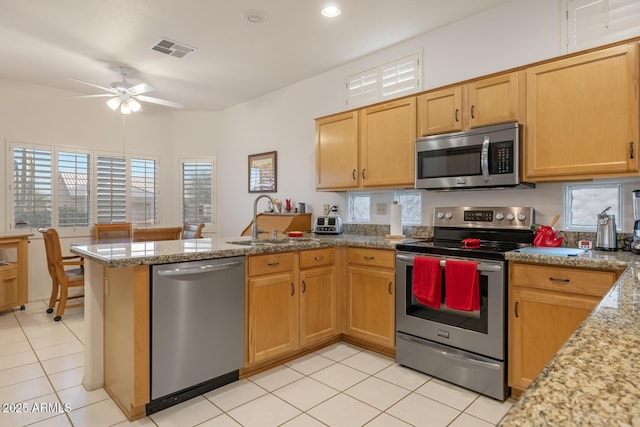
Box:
(489, 141), (514, 174)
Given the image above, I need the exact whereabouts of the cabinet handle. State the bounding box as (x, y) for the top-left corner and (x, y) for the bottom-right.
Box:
(388, 281), (393, 295)
(549, 277), (570, 283)
(291, 283), (295, 296)
(362, 169), (366, 180)
(302, 280), (307, 293)
(470, 105), (476, 119)
(267, 261), (280, 267)
(314, 256), (324, 262)
(514, 301), (519, 318)
(454, 109), (459, 122)
(630, 142), (635, 160)
(352, 169), (357, 180)
(364, 256), (375, 260)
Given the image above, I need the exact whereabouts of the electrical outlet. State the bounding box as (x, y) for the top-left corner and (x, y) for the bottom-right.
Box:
(323, 204), (330, 216)
(376, 203), (387, 215)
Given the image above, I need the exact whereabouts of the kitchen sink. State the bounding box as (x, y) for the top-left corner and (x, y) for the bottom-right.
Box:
(226, 238), (318, 246)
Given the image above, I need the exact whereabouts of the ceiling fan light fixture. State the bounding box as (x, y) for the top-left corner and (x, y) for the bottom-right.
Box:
(127, 98), (141, 113)
(120, 102), (132, 115)
(106, 97), (121, 111)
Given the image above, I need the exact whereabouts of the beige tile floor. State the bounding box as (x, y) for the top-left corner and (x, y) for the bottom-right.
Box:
(0, 301), (514, 426)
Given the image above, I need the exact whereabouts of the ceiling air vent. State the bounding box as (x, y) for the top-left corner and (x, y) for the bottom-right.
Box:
(151, 38), (196, 58)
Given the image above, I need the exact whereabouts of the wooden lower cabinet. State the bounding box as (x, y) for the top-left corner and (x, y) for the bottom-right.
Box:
(344, 248), (395, 350)
(508, 262), (620, 395)
(246, 248), (339, 366)
(0, 234), (30, 312)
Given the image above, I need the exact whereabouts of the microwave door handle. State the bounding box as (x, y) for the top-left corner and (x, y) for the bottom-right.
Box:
(481, 136), (490, 182)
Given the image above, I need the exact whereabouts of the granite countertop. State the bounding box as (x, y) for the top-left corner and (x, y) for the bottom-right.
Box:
(501, 249), (640, 426)
(69, 234), (412, 268)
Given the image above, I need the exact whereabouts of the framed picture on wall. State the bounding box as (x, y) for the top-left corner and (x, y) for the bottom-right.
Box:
(248, 151), (277, 193)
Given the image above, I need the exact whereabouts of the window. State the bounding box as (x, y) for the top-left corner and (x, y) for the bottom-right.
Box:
(181, 159), (215, 227)
(96, 155), (127, 224)
(564, 183), (622, 231)
(346, 52), (421, 107)
(347, 190), (422, 225)
(12, 145), (52, 229)
(562, 0), (640, 53)
(8, 140), (162, 233)
(130, 158), (158, 225)
(57, 151), (90, 228)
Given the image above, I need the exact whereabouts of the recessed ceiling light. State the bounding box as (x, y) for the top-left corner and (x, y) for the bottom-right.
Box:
(321, 5), (341, 18)
(242, 10), (264, 23)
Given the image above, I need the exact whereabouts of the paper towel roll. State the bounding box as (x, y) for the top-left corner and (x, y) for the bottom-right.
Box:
(390, 202), (402, 236)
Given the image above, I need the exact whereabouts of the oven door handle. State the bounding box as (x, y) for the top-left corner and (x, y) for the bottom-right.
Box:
(481, 136), (490, 182)
(399, 334), (501, 370)
(396, 255), (502, 273)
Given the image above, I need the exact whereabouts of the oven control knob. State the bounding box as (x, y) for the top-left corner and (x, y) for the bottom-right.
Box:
(445, 212), (453, 220)
(495, 213), (504, 221)
(506, 213), (515, 221)
(436, 212), (445, 219)
(517, 213), (527, 221)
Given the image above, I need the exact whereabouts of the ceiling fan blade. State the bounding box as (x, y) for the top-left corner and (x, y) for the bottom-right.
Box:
(136, 95), (184, 109)
(73, 94), (115, 98)
(66, 77), (116, 94)
(128, 82), (156, 96)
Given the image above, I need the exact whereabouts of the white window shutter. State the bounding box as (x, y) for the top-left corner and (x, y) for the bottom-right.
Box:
(96, 155), (128, 224)
(181, 160), (214, 226)
(130, 158), (158, 226)
(565, 0), (640, 52)
(57, 151), (90, 228)
(12, 145), (52, 229)
(346, 52), (421, 107)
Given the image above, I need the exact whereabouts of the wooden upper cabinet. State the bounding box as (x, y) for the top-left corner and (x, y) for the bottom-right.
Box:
(315, 111), (359, 190)
(467, 72), (523, 128)
(417, 72), (523, 137)
(417, 86), (464, 136)
(359, 97), (416, 188)
(524, 42), (639, 181)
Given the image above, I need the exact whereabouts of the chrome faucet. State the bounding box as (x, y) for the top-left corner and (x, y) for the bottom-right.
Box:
(252, 194), (279, 239)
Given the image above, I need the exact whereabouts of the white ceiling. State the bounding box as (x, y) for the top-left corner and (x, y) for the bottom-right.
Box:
(0, 0), (510, 111)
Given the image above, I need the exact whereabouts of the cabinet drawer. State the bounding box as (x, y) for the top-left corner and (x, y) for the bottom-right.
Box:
(300, 248), (335, 269)
(0, 267), (19, 308)
(511, 263), (617, 297)
(248, 252), (295, 276)
(347, 248), (394, 269)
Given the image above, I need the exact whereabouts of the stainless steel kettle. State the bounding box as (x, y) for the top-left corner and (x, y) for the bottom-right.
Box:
(595, 207), (617, 251)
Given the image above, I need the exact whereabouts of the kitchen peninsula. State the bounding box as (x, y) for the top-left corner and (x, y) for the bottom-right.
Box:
(70, 234), (403, 420)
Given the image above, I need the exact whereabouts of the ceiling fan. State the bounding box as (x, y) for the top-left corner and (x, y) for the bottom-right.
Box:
(68, 67), (184, 114)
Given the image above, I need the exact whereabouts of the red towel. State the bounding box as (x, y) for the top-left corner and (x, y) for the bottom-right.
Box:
(412, 256), (442, 308)
(445, 260), (480, 311)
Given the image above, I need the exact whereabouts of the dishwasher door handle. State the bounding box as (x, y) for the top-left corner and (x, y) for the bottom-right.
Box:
(156, 261), (243, 277)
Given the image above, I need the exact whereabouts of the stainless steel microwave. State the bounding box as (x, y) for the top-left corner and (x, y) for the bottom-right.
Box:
(415, 122), (532, 190)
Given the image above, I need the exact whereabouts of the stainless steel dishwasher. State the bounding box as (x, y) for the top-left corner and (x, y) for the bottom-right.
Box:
(148, 256), (245, 415)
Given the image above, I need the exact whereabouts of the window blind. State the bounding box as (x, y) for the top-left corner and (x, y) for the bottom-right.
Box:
(181, 161), (213, 225)
(12, 146), (52, 229)
(96, 155), (127, 224)
(130, 158), (158, 226)
(57, 151), (90, 228)
(565, 0), (640, 52)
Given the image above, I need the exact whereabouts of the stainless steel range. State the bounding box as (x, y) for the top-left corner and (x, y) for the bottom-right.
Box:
(395, 206), (534, 400)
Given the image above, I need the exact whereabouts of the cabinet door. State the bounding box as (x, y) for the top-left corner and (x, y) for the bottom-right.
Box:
(315, 111), (359, 190)
(345, 265), (395, 348)
(359, 97), (416, 188)
(467, 72), (522, 128)
(247, 272), (298, 364)
(508, 286), (601, 392)
(0, 267), (19, 310)
(525, 43), (639, 180)
(299, 265), (337, 346)
(417, 87), (464, 136)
